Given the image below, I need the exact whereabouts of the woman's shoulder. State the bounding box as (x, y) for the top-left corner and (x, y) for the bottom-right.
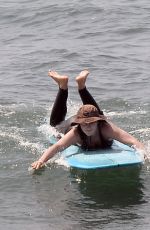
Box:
(66, 126), (80, 138)
(70, 126), (82, 143)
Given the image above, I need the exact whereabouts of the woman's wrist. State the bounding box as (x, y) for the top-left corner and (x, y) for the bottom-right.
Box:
(38, 159), (45, 164)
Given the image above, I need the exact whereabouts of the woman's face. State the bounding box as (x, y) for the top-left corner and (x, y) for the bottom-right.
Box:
(80, 121), (98, 136)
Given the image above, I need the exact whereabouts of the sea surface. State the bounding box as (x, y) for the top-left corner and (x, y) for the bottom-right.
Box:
(0, 0), (150, 229)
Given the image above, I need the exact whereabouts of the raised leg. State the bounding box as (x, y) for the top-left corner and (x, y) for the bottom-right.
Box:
(48, 71), (68, 126)
(76, 70), (103, 115)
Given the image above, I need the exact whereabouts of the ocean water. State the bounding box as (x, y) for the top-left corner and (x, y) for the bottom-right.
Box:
(0, 0), (150, 229)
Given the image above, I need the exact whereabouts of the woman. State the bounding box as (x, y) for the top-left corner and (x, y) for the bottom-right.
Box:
(31, 70), (144, 170)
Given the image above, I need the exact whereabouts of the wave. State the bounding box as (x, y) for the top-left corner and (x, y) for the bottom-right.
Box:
(107, 110), (147, 117)
(0, 126), (45, 153)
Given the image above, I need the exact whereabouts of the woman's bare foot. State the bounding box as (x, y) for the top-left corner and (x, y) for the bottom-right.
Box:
(48, 71), (68, 90)
(76, 70), (89, 90)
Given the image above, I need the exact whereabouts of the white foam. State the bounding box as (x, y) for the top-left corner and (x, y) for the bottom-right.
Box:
(130, 128), (150, 135)
(38, 123), (60, 141)
(0, 127), (45, 153)
(37, 100), (80, 139)
(107, 110), (147, 117)
(50, 156), (70, 169)
(28, 166), (36, 174)
(145, 140), (150, 161)
(0, 103), (28, 112)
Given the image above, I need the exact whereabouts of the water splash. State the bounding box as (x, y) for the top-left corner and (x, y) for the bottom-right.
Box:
(130, 128), (150, 135)
(0, 127), (45, 154)
(107, 110), (147, 117)
(145, 140), (150, 161)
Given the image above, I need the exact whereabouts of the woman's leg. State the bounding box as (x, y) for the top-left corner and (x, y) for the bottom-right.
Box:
(78, 87), (103, 115)
(50, 88), (68, 126)
(76, 70), (104, 115)
(48, 71), (68, 126)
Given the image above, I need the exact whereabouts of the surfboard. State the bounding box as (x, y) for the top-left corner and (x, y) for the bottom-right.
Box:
(59, 140), (144, 169)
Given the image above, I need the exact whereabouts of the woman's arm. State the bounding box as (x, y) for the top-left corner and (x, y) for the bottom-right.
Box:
(31, 127), (80, 170)
(102, 121), (144, 150)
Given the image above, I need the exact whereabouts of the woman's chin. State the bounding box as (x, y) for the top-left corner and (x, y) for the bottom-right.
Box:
(84, 131), (93, 136)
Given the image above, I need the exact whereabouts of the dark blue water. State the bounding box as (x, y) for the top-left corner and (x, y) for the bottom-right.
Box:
(0, 0), (150, 229)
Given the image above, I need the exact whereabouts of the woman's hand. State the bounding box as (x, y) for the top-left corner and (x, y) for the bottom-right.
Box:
(31, 160), (45, 170)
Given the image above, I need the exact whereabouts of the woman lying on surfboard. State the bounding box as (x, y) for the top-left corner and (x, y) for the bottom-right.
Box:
(31, 70), (144, 170)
